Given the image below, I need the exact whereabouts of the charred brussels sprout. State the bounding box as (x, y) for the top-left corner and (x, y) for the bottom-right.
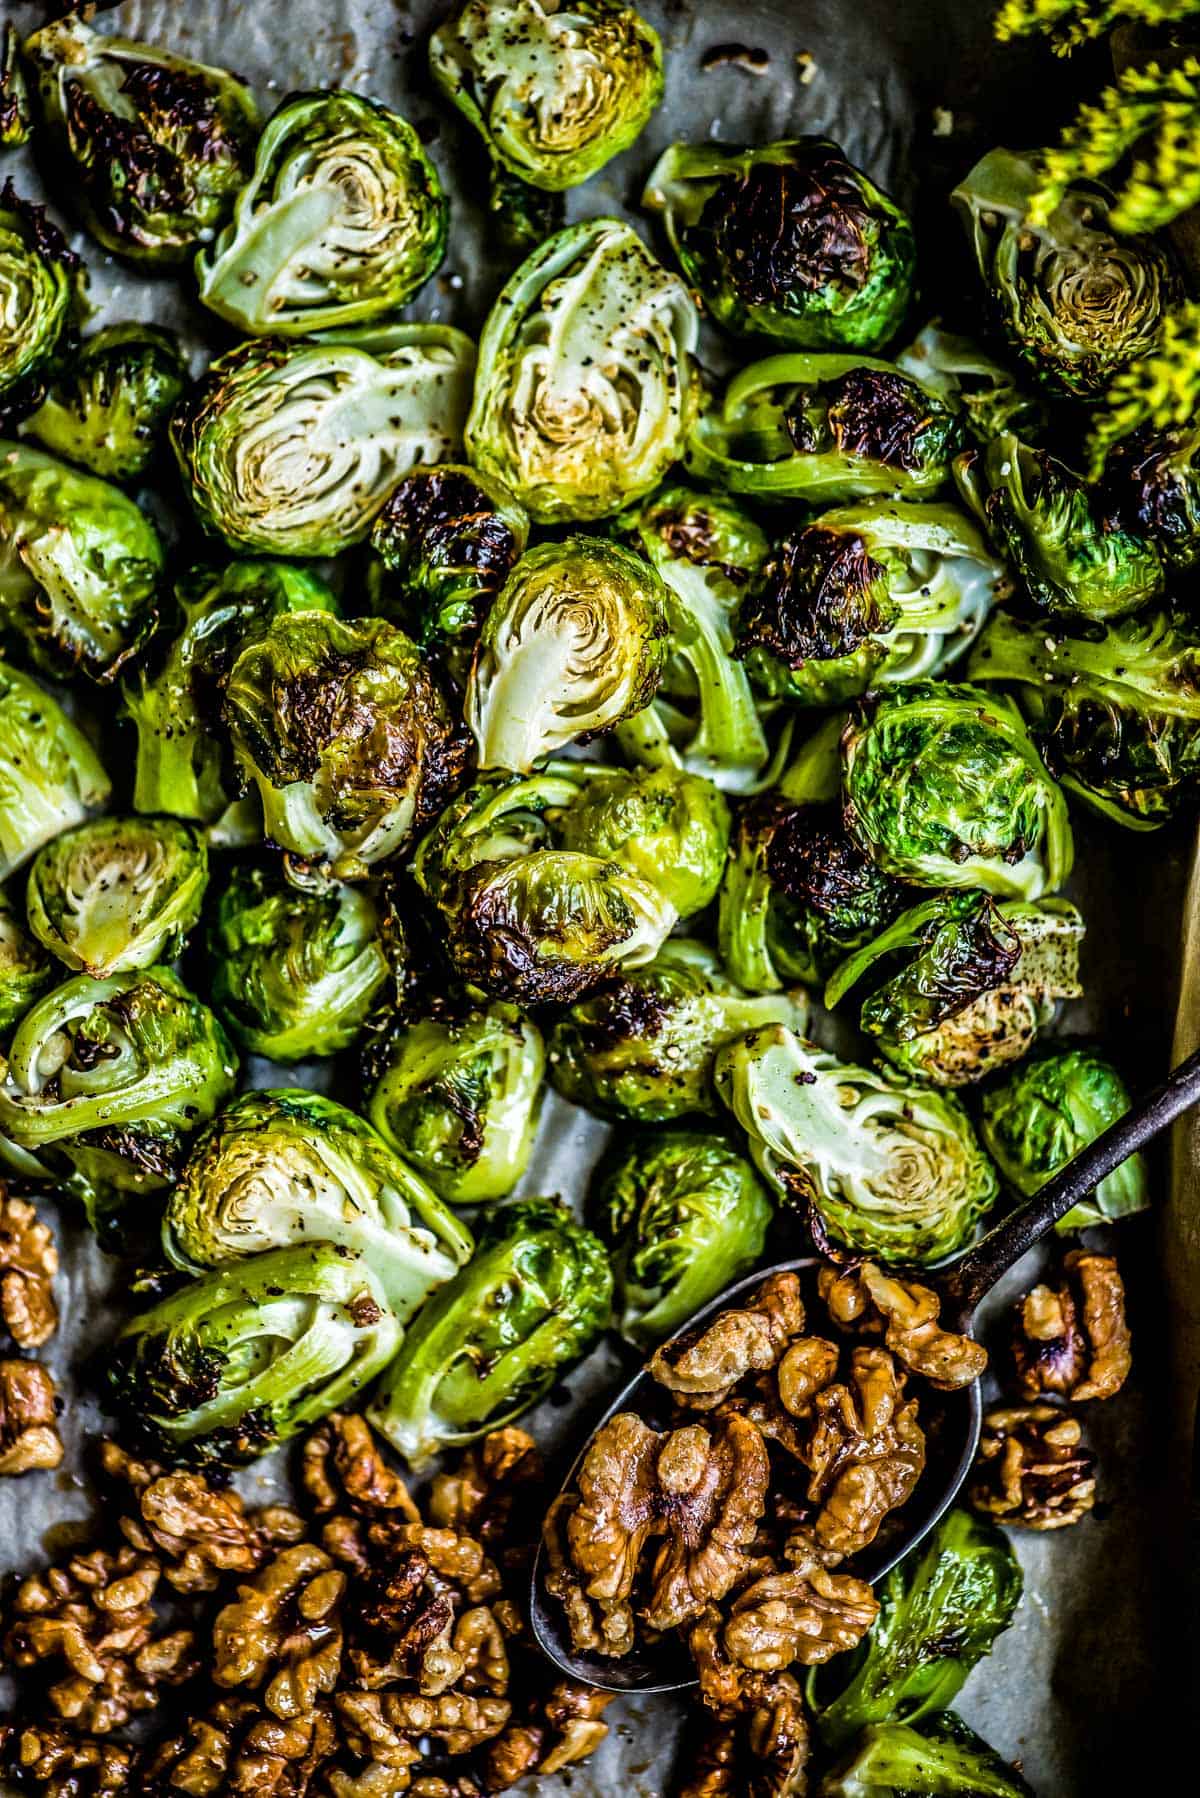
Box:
(198, 91), (447, 335)
(0, 26), (32, 148)
(430, 0), (663, 190)
(24, 324), (187, 484)
(952, 148), (1180, 401)
(591, 1129), (772, 1345)
(980, 1049), (1149, 1231)
(108, 1243), (402, 1466)
(466, 218), (698, 523)
(896, 324), (1047, 446)
(842, 682), (1073, 900)
(0, 892), (52, 1035)
(644, 139), (916, 351)
(0, 442), (164, 683)
(715, 1024), (998, 1264)
(548, 938), (809, 1123)
(23, 12), (259, 265)
(27, 817), (208, 979)
(208, 863), (390, 1061)
(688, 356), (960, 505)
(556, 764), (730, 919)
(171, 326), (476, 558)
(0, 660), (110, 882)
(0, 184), (85, 407)
(818, 1712), (1034, 1797)
(737, 501), (1006, 707)
(369, 1196), (612, 1467)
(223, 611), (468, 880)
(1101, 424), (1200, 572)
(466, 537), (670, 771)
(367, 1002), (544, 1206)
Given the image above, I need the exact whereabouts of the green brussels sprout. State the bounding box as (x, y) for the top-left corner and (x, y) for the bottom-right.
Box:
(108, 1243), (402, 1466)
(197, 91), (447, 336)
(367, 1002), (544, 1206)
(809, 1508), (1024, 1748)
(555, 763), (730, 919)
(643, 139), (916, 352)
(549, 938), (809, 1123)
(23, 12), (259, 266)
(825, 894), (1084, 1088)
(956, 433), (1163, 623)
(895, 323), (1047, 446)
(715, 1024), (998, 1264)
(979, 1048), (1149, 1231)
(0, 659), (110, 882)
(369, 1196), (612, 1467)
(23, 323), (187, 484)
(817, 1713), (1034, 1798)
(466, 537), (670, 772)
(466, 217), (698, 524)
(736, 501), (1007, 708)
(842, 682), (1074, 900)
(718, 797), (906, 994)
(485, 160), (566, 263)
(0, 184), (85, 407)
(26, 817), (208, 979)
(163, 1088), (472, 1312)
(0, 441), (164, 683)
(0, 890), (52, 1034)
(0, 25), (33, 148)
(125, 558), (337, 826)
(952, 147), (1180, 402)
(208, 863), (390, 1060)
(431, 0), (662, 190)
(171, 325), (476, 558)
(223, 610), (468, 880)
(1100, 422), (1200, 572)
(688, 355), (961, 507)
(591, 1129), (772, 1346)
(369, 464), (530, 690)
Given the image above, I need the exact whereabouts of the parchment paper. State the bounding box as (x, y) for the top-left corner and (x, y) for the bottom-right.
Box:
(0, 3), (1186, 1793)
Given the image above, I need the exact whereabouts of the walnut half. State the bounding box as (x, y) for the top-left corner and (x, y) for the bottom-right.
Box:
(969, 1404), (1097, 1530)
(0, 1192), (58, 1350)
(0, 1359), (63, 1475)
(1010, 1250), (1132, 1404)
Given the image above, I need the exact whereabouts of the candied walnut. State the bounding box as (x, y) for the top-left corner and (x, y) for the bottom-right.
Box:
(428, 1428), (543, 1550)
(745, 1671), (811, 1797)
(452, 1605), (509, 1697)
(302, 1414), (420, 1520)
(333, 1692), (423, 1777)
(970, 1404), (1097, 1529)
(565, 1412), (662, 1625)
(649, 1273), (805, 1408)
(723, 1558), (878, 1670)
(326, 1767), (420, 1798)
(819, 1263), (986, 1391)
(776, 1337), (841, 1417)
(143, 1698), (337, 1796)
(688, 1606), (745, 1711)
(542, 1493), (629, 1658)
(350, 1549), (458, 1693)
(644, 1415), (770, 1632)
(3, 1721), (133, 1797)
(212, 1543), (346, 1720)
(1011, 1250), (1131, 1404)
(0, 1357), (63, 1473)
(0, 1192), (58, 1349)
(802, 1347), (925, 1557)
(484, 1679), (612, 1789)
(673, 1714), (739, 1797)
(367, 1523), (501, 1604)
(340, 1691), (510, 1760)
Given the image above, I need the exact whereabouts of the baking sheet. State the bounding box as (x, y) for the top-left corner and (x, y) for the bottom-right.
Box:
(0, 2), (1190, 1792)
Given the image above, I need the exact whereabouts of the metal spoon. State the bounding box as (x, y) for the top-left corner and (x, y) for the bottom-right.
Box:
(531, 1042), (1200, 1695)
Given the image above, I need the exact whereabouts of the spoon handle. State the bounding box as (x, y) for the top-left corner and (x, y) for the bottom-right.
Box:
(941, 1042), (1200, 1326)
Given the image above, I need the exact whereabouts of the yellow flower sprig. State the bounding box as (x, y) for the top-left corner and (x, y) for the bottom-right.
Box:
(1087, 298), (1200, 473)
(995, 0), (1200, 56)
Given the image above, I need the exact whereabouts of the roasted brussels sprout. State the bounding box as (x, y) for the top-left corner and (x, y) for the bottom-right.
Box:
(368, 1000), (544, 1207)
(466, 537), (670, 771)
(126, 558), (337, 825)
(223, 610), (468, 880)
(980, 1049), (1149, 1230)
(0, 441), (164, 683)
(163, 1089), (471, 1312)
(466, 217), (698, 523)
(171, 325), (476, 558)
(825, 894), (1084, 1087)
(0, 184), (85, 407)
(430, 0), (663, 190)
(842, 683), (1074, 900)
(24, 323), (187, 484)
(0, 660), (110, 882)
(108, 1243), (401, 1466)
(1101, 423), (1200, 572)
(26, 817), (208, 980)
(369, 1196), (612, 1467)
(197, 90), (447, 335)
(818, 1712), (1033, 1798)
(956, 434), (1163, 623)
(896, 323), (1047, 446)
(737, 501), (1007, 707)
(548, 938), (809, 1123)
(591, 1129), (772, 1345)
(23, 12), (259, 265)
(208, 863), (390, 1061)
(0, 892), (52, 1035)
(715, 1024), (998, 1264)
(0, 25), (32, 148)
(487, 161), (566, 262)
(952, 147), (1180, 401)
(555, 763), (730, 919)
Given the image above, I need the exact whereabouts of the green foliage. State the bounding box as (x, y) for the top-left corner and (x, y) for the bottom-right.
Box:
(818, 1712), (1034, 1796)
(0, 659), (110, 881)
(24, 324), (187, 484)
(0, 184), (84, 406)
(27, 817), (208, 979)
(1088, 300), (1200, 478)
(995, 0), (1200, 56)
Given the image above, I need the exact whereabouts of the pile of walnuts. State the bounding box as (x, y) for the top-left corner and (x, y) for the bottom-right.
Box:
(0, 1189), (62, 1477)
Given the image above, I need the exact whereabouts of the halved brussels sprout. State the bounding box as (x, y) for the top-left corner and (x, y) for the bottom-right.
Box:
(555, 762), (730, 919)
(1101, 423), (1200, 572)
(548, 938), (809, 1123)
(0, 183), (85, 406)
(0, 441), (164, 683)
(430, 0), (663, 190)
(197, 90), (447, 335)
(466, 537), (670, 771)
(843, 682), (1074, 900)
(896, 324), (1047, 446)
(171, 325), (476, 557)
(0, 891), (52, 1035)
(952, 147), (1180, 401)
(818, 1713), (1033, 1798)
(644, 139), (916, 351)
(715, 1024), (998, 1264)
(466, 217), (698, 523)
(687, 354), (960, 505)
(27, 817), (208, 979)
(0, 659), (110, 882)
(0, 25), (32, 148)
(24, 323), (187, 484)
(23, 12), (259, 265)
(737, 501), (1007, 707)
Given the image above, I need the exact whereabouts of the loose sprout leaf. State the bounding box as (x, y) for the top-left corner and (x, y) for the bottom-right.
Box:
(817, 1710), (1034, 1796)
(0, 659), (111, 883)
